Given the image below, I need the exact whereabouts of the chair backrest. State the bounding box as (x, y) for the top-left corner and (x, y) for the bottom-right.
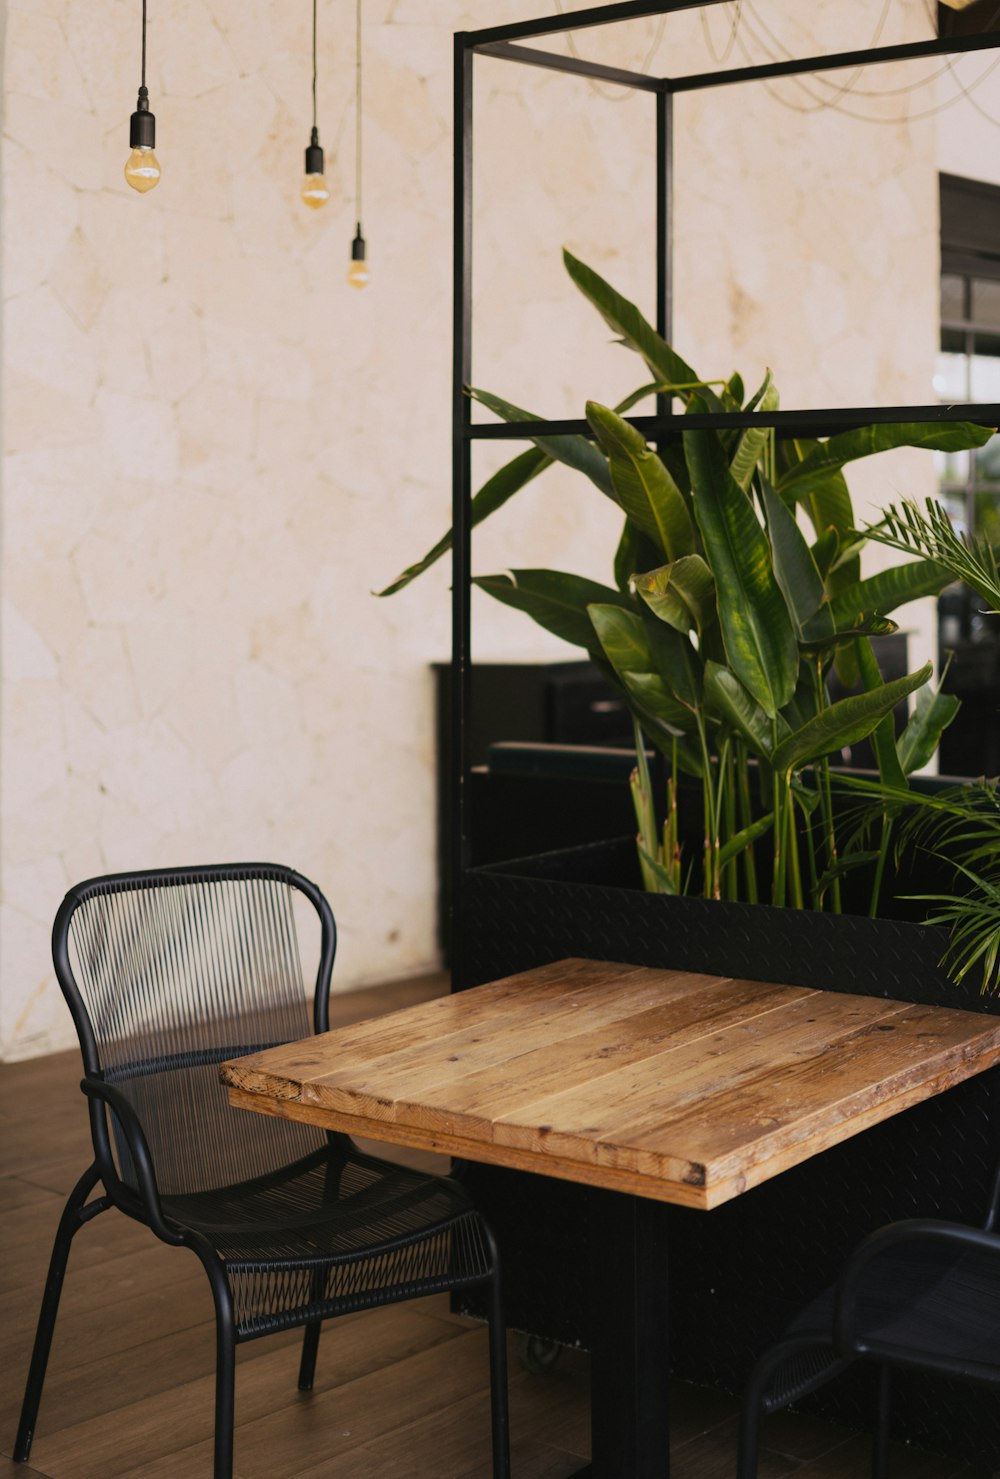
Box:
(53, 864), (336, 1197)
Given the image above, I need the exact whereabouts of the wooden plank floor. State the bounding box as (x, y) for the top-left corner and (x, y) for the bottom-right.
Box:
(0, 973), (980, 1479)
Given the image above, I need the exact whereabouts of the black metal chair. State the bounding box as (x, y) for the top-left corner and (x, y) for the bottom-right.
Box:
(737, 1164), (1000, 1479)
(14, 864), (510, 1478)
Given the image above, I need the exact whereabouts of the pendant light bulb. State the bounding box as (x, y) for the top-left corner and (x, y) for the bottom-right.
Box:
(347, 224), (369, 288)
(125, 84), (160, 193)
(301, 127), (329, 209)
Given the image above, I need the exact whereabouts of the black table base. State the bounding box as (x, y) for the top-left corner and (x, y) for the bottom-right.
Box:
(585, 1189), (672, 1478)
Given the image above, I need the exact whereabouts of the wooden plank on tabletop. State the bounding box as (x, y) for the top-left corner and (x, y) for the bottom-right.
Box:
(377, 978), (812, 1123)
(619, 1000), (1000, 1203)
(294, 969), (736, 1114)
(222, 960), (651, 1101)
(225, 1084), (716, 1208)
(488, 991), (910, 1166)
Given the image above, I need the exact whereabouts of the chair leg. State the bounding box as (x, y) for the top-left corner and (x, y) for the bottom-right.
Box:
(736, 1363), (770, 1479)
(737, 1339), (818, 1479)
(486, 1267), (511, 1479)
(202, 1256), (237, 1479)
(298, 1321), (322, 1392)
(13, 1164), (102, 1461)
(873, 1365), (892, 1479)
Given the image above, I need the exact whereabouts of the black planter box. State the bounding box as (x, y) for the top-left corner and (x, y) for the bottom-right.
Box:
(456, 838), (1000, 1467)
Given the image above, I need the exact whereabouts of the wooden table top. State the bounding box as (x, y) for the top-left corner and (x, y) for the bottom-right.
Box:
(222, 959), (1000, 1210)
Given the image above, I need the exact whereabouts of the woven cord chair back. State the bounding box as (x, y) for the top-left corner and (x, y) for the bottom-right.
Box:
(55, 866), (334, 1197)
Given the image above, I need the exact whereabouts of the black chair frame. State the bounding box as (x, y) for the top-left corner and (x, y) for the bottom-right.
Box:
(14, 863), (510, 1478)
(738, 1158), (1000, 1479)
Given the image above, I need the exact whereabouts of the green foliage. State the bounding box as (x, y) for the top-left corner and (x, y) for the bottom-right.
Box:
(380, 251), (994, 915)
(900, 780), (1000, 994)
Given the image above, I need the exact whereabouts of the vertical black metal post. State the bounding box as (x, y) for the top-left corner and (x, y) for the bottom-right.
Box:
(588, 1189), (671, 1478)
(655, 83), (673, 419)
(451, 35), (474, 991)
(652, 83), (674, 803)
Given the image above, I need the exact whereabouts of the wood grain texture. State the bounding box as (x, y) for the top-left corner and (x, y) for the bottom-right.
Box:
(223, 960), (1000, 1209)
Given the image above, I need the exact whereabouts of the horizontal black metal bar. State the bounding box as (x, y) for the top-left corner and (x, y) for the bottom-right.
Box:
(466, 403), (1000, 440)
(474, 40), (663, 92)
(668, 28), (1000, 93)
(465, 0), (730, 49)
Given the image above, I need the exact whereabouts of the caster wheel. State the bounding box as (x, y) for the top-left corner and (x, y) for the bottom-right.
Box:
(515, 1332), (563, 1375)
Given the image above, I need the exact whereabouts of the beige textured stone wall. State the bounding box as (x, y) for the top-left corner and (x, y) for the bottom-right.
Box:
(0, 0), (945, 1058)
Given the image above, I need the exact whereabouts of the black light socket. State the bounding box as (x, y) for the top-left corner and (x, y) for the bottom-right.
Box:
(351, 223), (367, 262)
(130, 85), (156, 149)
(304, 126), (324, 176)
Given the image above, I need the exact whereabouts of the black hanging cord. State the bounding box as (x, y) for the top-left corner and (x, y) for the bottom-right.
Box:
(141, 0), (147, 89)
(355, 0), (362, 221)
(312, 0), (318, 132)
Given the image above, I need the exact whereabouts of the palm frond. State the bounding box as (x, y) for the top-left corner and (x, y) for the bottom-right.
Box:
(863, 497), (1000, 614)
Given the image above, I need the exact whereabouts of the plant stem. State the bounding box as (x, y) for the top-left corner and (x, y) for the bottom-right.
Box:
(770, 726), (784, 906)
(669, 735), (681, 892)
(722, 738), (737, 901)
(787, 792), (805, 910)
(812, 662), (842, 914)
(631, 719), (660, 893)
(736, 740), (759, 903)
(802, 790), (820, 910)
(869, 815), (893, 919)
(697, 720), (719, 900)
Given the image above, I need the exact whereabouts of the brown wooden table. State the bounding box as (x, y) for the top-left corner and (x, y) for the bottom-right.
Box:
(222, 958), (1000, 1478)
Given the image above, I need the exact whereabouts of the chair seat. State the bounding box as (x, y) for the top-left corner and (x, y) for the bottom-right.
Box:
(763, 1241), (1000, 1411)
(162, 1143), (492, 1337)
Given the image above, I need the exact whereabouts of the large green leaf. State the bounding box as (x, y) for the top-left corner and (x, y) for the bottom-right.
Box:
(730, 371), (779, 491)
(644, 613), (702, 710)
(855, 636), (908, 794)
(377, 446), (549, 596)
(812, 527), (841, 581)
(588, 604), (655, 676)
(829, 558), (953, 626)
(470, 388), (614, 500)
(473, 570), (631, 653)
(563, 249), (726, 413)
(777, 439), (854, 537)
(379, 380), (660, 599)
(798, 613), (898, 654)
(718, 812), (776, 869)
(778, 423), (994, 503)
(685, 424), (798, 718)
(633, 555), (716, 637)
(761, 476), (825, 634)
(703, 661), (783, 758)
(614, 518), (662, 594)
(897, 678), (961, 775)
(586, 402), (696, 559)
(620, 670), (694, 735)
(780, 659), (821, 734)
(772, 663), (932, 774)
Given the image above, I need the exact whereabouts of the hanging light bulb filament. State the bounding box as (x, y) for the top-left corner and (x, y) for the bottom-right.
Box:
(301, 0), (330, 208)
(347, 0), (370, 285)
(125, 0), (161, 192)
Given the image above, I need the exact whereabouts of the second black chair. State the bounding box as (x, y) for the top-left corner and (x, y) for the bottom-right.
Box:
(738, 1164), (1000, 1479)
(14, 864), (510, 1478)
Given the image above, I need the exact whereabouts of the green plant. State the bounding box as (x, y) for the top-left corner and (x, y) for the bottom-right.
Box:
(380, 251), (993, 911)
(844, 496), (1000, 988)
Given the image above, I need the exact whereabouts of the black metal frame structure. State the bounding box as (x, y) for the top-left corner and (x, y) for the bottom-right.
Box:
(14, 864), (510, 1479)
(450, 0), (1000, 973)
(450, 7), (1000, 1477)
